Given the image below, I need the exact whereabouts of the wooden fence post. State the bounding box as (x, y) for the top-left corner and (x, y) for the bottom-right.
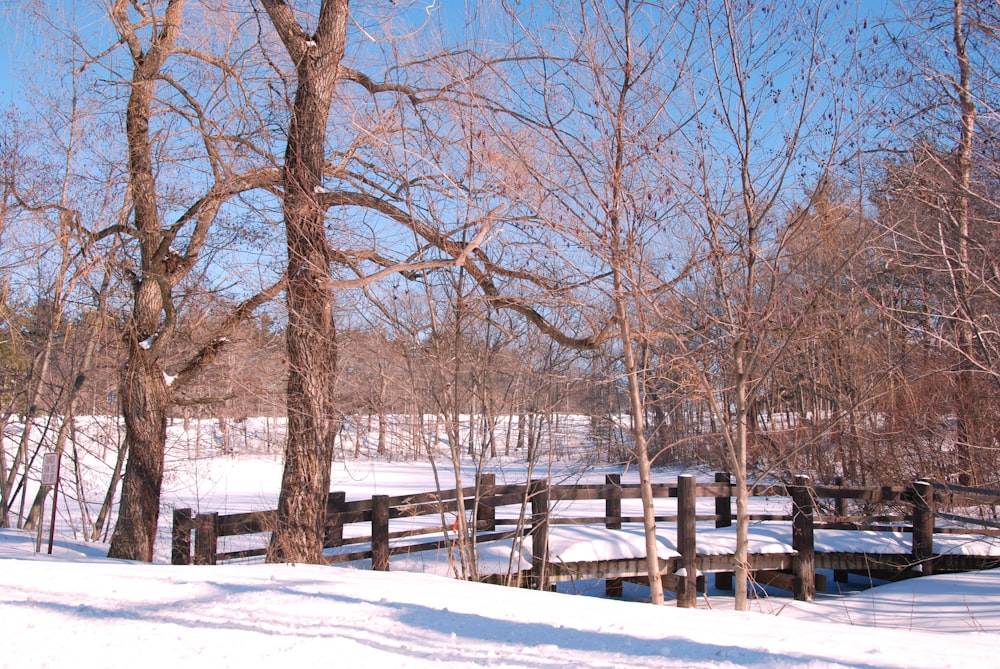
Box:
(172, 508), (193, 565)
(834, 476), (849, 518)
(604, 473), (623, 597)
(193, 512), (218, 566)
(605, 473), (622, 530)
(791, 475), (816, 601)
(714, 472), (733, 591)
(372, 494), (390, 571)
(477, 473), (496, 532)
(833, 476), (849, 584)
(677, 475), (698, 608)
(324, 491), (346, 548)
(530, 479), (550, 591)
(912, 480), (935, 576)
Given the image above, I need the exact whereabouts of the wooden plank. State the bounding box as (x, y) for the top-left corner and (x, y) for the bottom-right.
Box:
(550, 516), (614, 526)
(753, 570), (826, 594)
(697, 482), (732, 498)
(750, 484), (788, 497)
(935, 513), (1000, 532)
(325, 549), (372, 564)
(677, 475), (697, 608)
(649, 483), (677, 498)
(814, 552), (919, 571)
(791, 474), (816, 601)
(391, 498), (468, 519)
(477, 473), (496, 532)
(930, 480), (1000, 503)
(530, 479), (550, 590)
(662, 573), (706, 594)
(834, 477), (849, 517)
(492, 491), (533, 508)
(194, 512), (218, 566)
(216, 548), (267, 562)
(171, 508), (193, 566)
(342, 498), (374, 513)
(323, 492), (346, 548)
(371, 495), (390, 571)
(333, 509), (368, 525)
(216, 509), (275, 536)
(696, 553), (795, 573)
(606, 474), (622, 531)
(757, 570), (791, 592)
(934, 525), (1000, 536)
(550, 483), (613, 501)
(814, 515), (907, 525)
(911, 480), (935, 575)
(384, 485), (477, 508)
(930, 554), (1000, 572)
(490, 484), (530, 500)
(714, 473), (732, 529)
(812, 485), (908, 501)
(478, 571), (533, 587)
(546, 557), (677, 582)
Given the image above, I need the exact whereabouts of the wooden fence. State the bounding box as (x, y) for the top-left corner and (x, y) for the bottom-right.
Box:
(171, 473), (1000, 607)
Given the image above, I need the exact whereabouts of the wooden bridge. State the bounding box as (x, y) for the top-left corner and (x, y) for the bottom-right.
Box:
(171, 473), (1000, 607)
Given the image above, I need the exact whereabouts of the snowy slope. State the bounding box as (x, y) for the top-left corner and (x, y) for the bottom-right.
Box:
(4, 442), (1000, 668)
(2, 527), (999, 668)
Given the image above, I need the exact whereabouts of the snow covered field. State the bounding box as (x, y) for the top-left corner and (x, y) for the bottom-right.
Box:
(3, 418), (1000, 667)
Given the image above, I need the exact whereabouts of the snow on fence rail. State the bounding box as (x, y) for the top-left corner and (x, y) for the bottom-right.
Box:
(172, 474), (1000, 607)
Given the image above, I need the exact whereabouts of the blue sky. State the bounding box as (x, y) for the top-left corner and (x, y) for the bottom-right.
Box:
(0, 13), (16, 106)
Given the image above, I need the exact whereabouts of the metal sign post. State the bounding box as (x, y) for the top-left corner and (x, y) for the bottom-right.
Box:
(41, 452), (61, 555)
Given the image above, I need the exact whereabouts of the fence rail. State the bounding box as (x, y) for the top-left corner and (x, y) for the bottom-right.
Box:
(172, 473), (1000, 607)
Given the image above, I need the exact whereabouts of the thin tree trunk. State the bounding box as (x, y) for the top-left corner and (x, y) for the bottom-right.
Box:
(1, 335), (55, 528)
(950, 0), (976, 485)
(92, 438), (127, 543)
(25, 305), (107, 532)
(732, 338), (750, 612)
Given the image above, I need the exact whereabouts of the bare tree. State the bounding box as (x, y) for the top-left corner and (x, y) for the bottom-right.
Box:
(27, 0), (287, 560)
(490, 0), (701, 603)
(0, 50), (118, 529)
(875, 0), (1000, 485)
(665, 0), (859, 610)
(256, 0), (604, 564)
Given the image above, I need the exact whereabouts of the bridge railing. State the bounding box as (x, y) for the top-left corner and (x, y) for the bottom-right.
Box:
(171, 473), (999, 605)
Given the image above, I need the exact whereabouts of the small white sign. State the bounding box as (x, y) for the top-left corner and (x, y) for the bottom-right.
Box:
(41, 453), (59, 486)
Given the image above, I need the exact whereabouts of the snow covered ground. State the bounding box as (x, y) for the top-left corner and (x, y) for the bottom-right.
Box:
(3, 445), (1000, 667)
(2, 527), (999, 668)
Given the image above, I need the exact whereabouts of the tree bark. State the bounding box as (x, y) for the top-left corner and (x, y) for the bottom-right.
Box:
(108, 343), (170, 561)
(106, 0), (279, 559)
(950, 0), (976, 485)
(262, 0), (349, 564)
(106, 0), (184, 560)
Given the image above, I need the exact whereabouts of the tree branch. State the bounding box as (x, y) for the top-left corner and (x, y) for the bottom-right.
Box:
(171, 276), (287, 389)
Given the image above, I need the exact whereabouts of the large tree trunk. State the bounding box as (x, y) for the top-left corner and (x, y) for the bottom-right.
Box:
(106, 0), (184, 561)
(264, 0), (349, 564)
(108, 345), (169, 561)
